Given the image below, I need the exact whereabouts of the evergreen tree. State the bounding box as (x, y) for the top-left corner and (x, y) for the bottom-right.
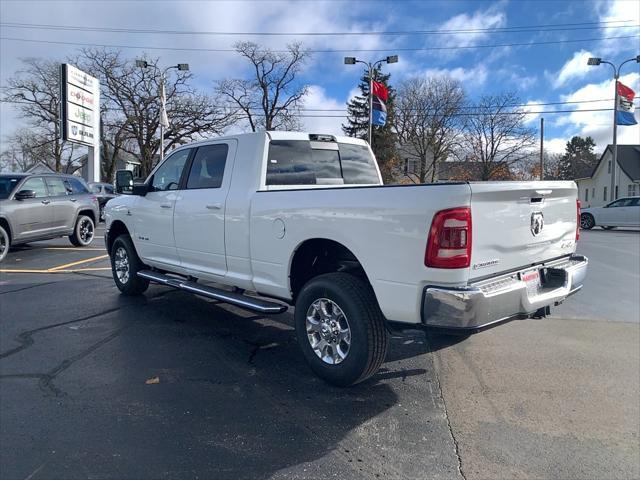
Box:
(557, 136), (597, 180)
(342, 68), (398, 183)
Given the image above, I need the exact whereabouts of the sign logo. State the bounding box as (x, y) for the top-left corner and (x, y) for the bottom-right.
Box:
(71, 125), (78, 135)
(530, 212), (544, 236)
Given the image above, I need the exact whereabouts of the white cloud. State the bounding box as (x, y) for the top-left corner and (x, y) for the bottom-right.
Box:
(597, 0), (640, 55)
(437, 5), (506, 48)
(544, 138), (568, 155)
(421, 65), (488, 90)
(550, 50), (595, 89)
(554, 72), (640, 151)
(300, 85), (347, 136)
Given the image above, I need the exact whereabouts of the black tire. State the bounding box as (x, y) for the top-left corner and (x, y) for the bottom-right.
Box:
(294, 272), (388, 387)
(69, 215), (95, 246)
(110, 234), (149, 295)
(602, 226), (616, 230)
(580, 213), (595, 230)
(0, 225), (9, 263)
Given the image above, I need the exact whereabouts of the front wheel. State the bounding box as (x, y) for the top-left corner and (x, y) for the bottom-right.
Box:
(69, 215), (95, 246)
(295, 272), (388, 387)
(110, 234), (149, 295)
(580, 213), (595, 230)
(0, 226), (9, 262)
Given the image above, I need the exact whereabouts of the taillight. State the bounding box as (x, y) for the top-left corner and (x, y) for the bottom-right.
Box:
(425, 207), (472, 269)
(576, 199), (581, 241)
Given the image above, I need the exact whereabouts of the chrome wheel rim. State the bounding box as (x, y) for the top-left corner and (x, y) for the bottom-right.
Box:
(580, 215), (592, 229)
(79, 218), (94, 244)
(114, 246), (130, 284)
(306, 298), (351, 365)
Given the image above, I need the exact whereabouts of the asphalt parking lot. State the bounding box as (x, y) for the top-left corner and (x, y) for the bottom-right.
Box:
(1, 227), (638, 480)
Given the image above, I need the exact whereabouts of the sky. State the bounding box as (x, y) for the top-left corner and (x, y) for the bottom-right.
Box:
(1, 0), (639, 158)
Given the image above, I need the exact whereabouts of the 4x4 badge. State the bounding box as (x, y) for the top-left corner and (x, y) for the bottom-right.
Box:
(531, 212), (544, 236)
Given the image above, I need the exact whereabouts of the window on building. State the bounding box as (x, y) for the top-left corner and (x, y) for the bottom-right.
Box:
(603, 186), (607, 202)
(585, 189), (589, 201)
(607, 160), (611, 173)
(629, 184), (639, 197)
(615, 185), (618, 200)
(592, 188), (595, 200)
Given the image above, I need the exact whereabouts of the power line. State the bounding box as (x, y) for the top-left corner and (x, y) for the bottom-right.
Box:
(1, 20), (636, 36)
(1, 34), (638, 53)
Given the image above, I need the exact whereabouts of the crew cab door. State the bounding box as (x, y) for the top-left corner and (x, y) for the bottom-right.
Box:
(173, 141), (236, 277)
(132, 148), (191, 266)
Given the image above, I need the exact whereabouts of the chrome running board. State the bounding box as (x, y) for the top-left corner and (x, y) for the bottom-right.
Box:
(137, 270), (288, 314)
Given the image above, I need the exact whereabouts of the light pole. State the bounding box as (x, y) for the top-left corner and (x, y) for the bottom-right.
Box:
(136, 60), (189, 162)
(587, 54), (639, 201)
(344, 55), (398, 146)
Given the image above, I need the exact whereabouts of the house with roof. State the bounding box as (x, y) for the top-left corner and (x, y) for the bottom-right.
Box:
(576, 145), (640, 208)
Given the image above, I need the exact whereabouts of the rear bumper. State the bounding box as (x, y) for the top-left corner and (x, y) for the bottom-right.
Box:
(422, 255), (588, 331)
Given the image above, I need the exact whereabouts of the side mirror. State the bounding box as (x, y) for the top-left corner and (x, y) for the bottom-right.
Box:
(15, 189), (36, 200)
(115, 170), (134, 194)
(132, 180), (150, 196)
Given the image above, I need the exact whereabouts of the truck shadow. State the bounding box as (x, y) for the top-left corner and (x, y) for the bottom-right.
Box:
(92, 291), (410, 479)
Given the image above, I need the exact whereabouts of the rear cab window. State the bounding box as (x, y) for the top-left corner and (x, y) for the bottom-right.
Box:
(265, 137), (380, 188)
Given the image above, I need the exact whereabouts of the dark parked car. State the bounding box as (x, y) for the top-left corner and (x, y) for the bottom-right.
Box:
(0, 173), (100, 262)
(88, 182), (117, 221)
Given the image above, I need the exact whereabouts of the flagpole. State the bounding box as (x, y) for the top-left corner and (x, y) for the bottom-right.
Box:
(368, 63), (373, 147)
(611, 75), (618, 201)
(160, 73), (165, 163)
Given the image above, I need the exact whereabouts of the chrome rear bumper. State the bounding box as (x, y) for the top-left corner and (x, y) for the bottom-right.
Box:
(422, 255), (588, 330)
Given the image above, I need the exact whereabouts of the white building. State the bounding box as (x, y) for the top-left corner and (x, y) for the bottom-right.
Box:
(576, 145), (640, 208)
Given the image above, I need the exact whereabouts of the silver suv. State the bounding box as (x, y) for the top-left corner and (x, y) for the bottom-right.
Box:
(0, 173), (100, 262)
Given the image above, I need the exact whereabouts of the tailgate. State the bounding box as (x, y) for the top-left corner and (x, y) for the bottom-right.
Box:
(469, 181), (578, 280)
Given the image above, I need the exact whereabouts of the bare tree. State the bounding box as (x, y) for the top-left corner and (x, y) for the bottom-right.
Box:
(79, 48), (235, 177)
(458, 92), (537, 180)
(2, 58), (81, 172)
(217, 42), (310, 132)
(395, 76), (465, 183)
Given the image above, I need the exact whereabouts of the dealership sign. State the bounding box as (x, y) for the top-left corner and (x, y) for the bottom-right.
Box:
(60, 64), (99, 148)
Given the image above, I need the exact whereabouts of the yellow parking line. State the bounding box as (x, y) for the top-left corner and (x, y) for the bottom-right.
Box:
(48, 254), (109, 272)
(42, 247), (106, 251)
(0, 267), (112, 274)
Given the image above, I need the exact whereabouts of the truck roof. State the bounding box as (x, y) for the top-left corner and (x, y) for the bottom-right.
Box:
(177, 131), (369, 149)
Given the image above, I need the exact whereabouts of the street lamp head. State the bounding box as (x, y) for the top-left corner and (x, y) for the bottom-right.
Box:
(636, 55), (640, 63)
(135, 59), (149, 68)
(177, 63), (190, 71)
(344, 57), (357, 65)
(587, 57), (602, 66)
(386, 55), (398, 64)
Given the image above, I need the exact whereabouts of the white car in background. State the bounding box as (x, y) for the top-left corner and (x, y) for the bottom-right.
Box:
(581, 196), (640, 230)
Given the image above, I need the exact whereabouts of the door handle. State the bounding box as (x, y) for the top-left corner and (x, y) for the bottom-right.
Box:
(70, 198), (77, 202)
(160, 203), (172, 209)
(41, 200), (50, 205)
(206, 203), (222, 210)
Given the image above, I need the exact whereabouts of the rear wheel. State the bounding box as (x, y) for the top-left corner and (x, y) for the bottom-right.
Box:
(0, 226), (9, 262)
(580, 213), (595, 230)
(69, 215), (95, 246)
(110, 234), (149, 295)
(295, 272), (388, 387)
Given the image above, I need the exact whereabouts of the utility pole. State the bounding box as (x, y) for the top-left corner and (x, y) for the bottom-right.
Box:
(539, 117), (544, 180)
(588, 55), (640, 201)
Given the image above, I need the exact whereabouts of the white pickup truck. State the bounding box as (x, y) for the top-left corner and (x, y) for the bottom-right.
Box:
(106, 131), (588, 386)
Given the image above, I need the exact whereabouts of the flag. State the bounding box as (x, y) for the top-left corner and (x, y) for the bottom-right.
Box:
(160, 82), (170, 129)
(371, 80), (388, 126)
(616, 81), (637, 126)
(372, 80), (388, 102)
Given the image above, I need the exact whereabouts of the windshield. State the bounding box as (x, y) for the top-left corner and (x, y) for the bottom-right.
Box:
(0, 176), (22, 199)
